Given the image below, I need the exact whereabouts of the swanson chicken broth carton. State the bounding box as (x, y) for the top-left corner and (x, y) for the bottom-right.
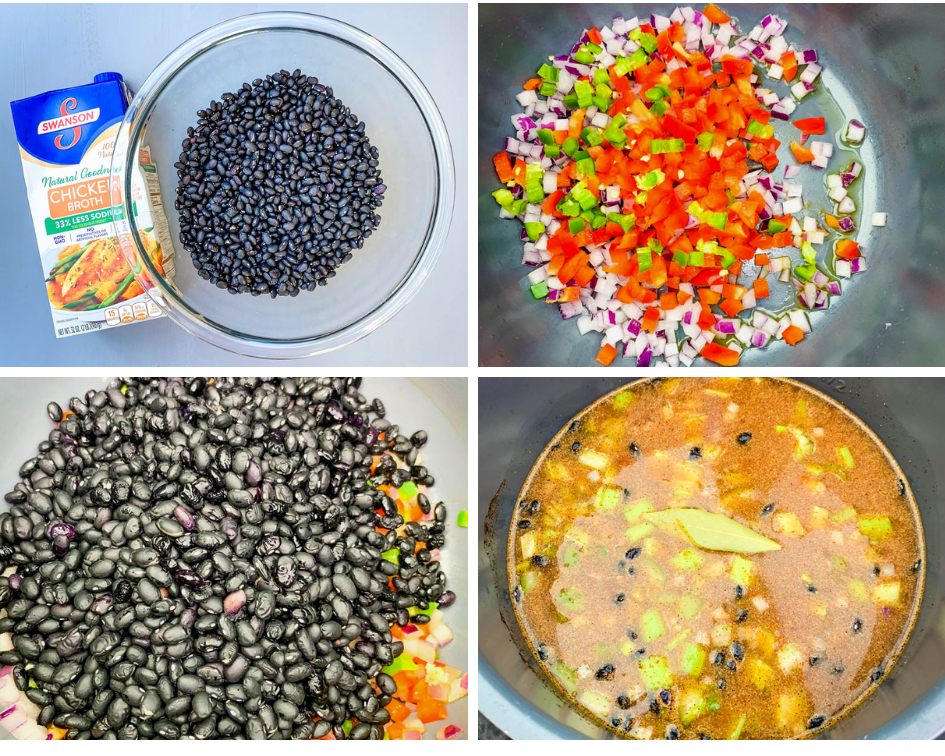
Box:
(11, 72), (173, 338)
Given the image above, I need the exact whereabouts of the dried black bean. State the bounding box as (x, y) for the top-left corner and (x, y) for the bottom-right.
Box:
(176, 74), (384, 297)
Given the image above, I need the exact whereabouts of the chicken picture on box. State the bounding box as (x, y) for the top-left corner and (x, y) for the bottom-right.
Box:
(11, 72), (173, 338)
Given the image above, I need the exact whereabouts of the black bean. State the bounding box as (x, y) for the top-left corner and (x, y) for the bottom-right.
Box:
(595, 664), (615, 681)
(175, 74), (384, 297)
(47, 402), (63, 422)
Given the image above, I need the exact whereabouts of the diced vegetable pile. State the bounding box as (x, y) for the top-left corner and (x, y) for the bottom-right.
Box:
(493, 5), (884, 366)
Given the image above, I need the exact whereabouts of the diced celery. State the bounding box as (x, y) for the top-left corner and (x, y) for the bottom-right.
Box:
(641, 558), (666, 586)
(679, 688), (706, 725)
(565, 526), (589, 545)
(671, 549), (705, 572)
(777, 643), (804, 674)
(619, 638), (636, 655)
(643, 537), (661, 558)
(556, 587), (584, 614)
(594, 486), (621, 511)
(755, 628), (777, 655)
(795, 398), (808, 420)
(873, 580), (901, 606)
(680, 643), (706, 676)
(552, 661), (577, 694)
(625, 523), (654, 542)
(777, 693), (805, 730)
(729, 555), (754, 587)
(747, 658), (773, 690)
(624, 500), (654, 523)
(519, 531), (537, 559)
(711, 623), (733, 646)
(578, 450), (610, 469)
(678, 594), (703, 620)
(639, 655), (673, 690)
(641, 610), (666, 642)
(457, 510), (469, 528)
(730, 713), (748, 740)
(666, 629), (691, 651)
(657, 590), (677, 605)
(613, 391), (634, 409)
(831, 506), (857, 523)
(810, 505), (829, 529)
(849, 580), (868, 602)
(859, 516), (892, 542)
(578, 690), (612, 719)
(520, 571), (540, 594)
(838, 446), (855, 469)
(562, 541), (581, 568)
(773, 512), (806, 537)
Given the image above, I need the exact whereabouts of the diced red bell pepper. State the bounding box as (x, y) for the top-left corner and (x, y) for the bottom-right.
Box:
(782, 325), (805, 346)
(493, 152), (513, 183)
(792, 116), (826, 135)
(596, 343), (618, 366)
(702, 4), (731, 24)
(701, 342), (740, 366)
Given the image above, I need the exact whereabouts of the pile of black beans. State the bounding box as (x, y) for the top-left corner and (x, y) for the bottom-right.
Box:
(175, 69), (385, 297)
(0, 378), (455, 740)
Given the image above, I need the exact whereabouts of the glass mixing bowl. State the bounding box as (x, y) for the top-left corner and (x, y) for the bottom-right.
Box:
(110, 12), (454, 359)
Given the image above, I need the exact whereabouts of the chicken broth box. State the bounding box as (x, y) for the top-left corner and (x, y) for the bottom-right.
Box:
(11, 72), (173, 338)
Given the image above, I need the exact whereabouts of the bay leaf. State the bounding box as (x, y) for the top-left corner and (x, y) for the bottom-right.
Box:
(643, 508), (781, 554)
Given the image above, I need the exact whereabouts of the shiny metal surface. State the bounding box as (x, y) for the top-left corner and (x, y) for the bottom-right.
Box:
(479, 378), (945, 739)
(478, 4), (945, 367)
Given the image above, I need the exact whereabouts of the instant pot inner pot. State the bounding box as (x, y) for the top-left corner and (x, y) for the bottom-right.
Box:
(477, 3), (945, 367)
(479, 378), (945, 739)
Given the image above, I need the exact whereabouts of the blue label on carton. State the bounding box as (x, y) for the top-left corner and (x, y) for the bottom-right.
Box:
(10, 73), (130, 166)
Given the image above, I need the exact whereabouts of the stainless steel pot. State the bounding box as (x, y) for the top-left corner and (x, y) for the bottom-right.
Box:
(479, 377), (945, 738)
(1, 377), (469, 740)
(478, 4), (945, 366)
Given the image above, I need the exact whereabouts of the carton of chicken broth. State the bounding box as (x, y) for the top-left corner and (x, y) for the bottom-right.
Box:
(11, 72), (173, 338)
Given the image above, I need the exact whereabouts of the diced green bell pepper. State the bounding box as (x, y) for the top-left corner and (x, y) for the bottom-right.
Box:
(524, 222), (545, 241)
(530, 281), (549, 299)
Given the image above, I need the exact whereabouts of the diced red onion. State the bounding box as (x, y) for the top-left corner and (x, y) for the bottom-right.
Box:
(838, 216), (856, 232)
(559, 301), (583, 319)
(751, 330), (771, 348)
(827, 281), (842, 296)
(800, 63), (822, 84)
(845, 119), (866, 143)
(838, 196), (856, 214)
